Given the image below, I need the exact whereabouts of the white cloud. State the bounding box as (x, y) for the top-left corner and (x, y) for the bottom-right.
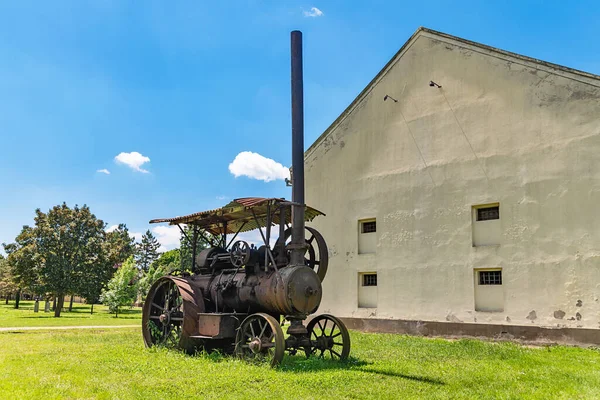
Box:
(114, 151), (151, 173)
(152, 225), (181, 252)
(228, 151), (289, 182)
(106, 224), (119, 233)
(97, 168), (110, 175)
(131, 231), (144, 243)
(216, 195), (228, 201)
(303, 7), (324, 17)
(237, 230), (279, 248)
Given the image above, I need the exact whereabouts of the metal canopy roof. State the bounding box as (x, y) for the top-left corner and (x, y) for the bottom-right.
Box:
(149, 197), (325, 236)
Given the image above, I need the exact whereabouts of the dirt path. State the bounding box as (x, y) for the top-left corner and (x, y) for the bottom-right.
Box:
(0, 325), (139, 332)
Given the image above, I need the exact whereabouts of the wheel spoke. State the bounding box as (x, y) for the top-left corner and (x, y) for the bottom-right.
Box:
(258, 320), (267, 339)
(331, 349), (341, 358)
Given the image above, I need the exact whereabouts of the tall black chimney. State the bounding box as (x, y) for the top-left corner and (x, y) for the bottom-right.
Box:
(290, 30), (305, 266)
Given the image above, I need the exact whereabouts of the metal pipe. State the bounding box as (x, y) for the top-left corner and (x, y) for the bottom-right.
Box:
(290, 30), (306, 266)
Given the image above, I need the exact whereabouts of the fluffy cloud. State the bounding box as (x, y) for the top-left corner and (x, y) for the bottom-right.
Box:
(216, 195), (229, 201)
(152, 225), (181, 252)
(114, 151), (151, 173)
(237, 230), (279, 248)
(228, 151), (289, 182)
(303, 7), (324, 17)
(97, 168), (110, 175)
(131, 231), (144, 243)
(105, 224), (119, 233)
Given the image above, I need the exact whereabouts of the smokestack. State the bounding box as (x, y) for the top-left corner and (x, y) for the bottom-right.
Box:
(290, 30), (306, 266)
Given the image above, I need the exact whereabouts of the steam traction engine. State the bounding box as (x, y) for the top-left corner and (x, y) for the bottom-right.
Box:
(141, 31), (350, 367)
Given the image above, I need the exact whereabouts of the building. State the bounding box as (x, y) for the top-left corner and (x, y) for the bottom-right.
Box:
(305, 28), (600, 344)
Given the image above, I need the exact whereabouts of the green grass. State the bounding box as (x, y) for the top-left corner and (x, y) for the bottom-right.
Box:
(0, 300), (141, 328)
(1, 328), (599, 399)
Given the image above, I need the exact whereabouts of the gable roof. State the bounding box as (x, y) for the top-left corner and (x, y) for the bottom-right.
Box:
(306, 27), (600, 157)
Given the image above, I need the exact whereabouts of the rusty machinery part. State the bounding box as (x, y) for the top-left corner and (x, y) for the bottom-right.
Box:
(142, 276), (205, 353)
(278, 226), (328, 282)
(229, 240), (251, 267)
(235, 313), (285, 367)
(306, 314), (351, 360)
(195, 247), (229, 270)
(206, 265), (322, 316)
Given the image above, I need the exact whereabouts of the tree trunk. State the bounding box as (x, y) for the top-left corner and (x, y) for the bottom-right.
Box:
(14, 289), (21, 309)
(90, 303), (94, 314)
(68, 295), (74, 312)
(52, 296), (56, 311)
(4, 293), (9, 305)
(54, 295), (64, 317)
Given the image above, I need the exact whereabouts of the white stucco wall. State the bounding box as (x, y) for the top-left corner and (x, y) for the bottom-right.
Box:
(305, 30), (600, 330)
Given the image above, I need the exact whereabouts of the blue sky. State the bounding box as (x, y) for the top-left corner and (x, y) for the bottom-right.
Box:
(1, 1), (599, 251)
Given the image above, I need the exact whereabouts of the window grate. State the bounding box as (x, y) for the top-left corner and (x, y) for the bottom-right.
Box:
(362, 274), (377, 286)
(479, 270), (502, 285)
(361, 221), (376, 233)
(477, 206), (499, 221)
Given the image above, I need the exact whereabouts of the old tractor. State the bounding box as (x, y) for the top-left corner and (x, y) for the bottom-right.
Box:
(141, 31), (350, 367)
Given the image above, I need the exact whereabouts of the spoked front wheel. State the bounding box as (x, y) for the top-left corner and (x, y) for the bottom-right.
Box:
(235, 313), (285, 367)
(307, 314), (350, 360)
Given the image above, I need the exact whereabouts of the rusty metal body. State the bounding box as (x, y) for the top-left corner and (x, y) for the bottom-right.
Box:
(142, 31), (350, 366)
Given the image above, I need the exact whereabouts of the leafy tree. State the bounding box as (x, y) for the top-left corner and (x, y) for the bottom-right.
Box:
(2, 226), (43, 309)
(0, 255), (18, 303)
(34, 203), (105, 317)
(138, 262), (168, 304)
(105, 224), (135, 268)
(136, 230), (160, 272)
(153, 249), (181, 272)
(79, 224), (135, 314)
(100, 256), (138, 317)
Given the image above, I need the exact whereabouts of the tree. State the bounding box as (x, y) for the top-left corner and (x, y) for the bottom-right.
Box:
(34, 203), (106, 317)
(100, 256), (138, 317)
(105, 224), (135, 269)
(136, 230), (160, 272)
(3, 226), (42, 309)
(138, 262), (168, 304)
(79, 224), (135, 314)
(0, 255), (18, 303)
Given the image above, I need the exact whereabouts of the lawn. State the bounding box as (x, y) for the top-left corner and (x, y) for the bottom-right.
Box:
(0, 300), (141, 328)
(1, 327), (599, 399)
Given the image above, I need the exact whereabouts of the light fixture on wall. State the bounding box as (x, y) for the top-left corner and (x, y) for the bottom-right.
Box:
(429, 81), (442, 88)
(383, 94), (398, 102)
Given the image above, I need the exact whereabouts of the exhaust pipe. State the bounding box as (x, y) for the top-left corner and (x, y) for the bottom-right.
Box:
(290, 30), (306, 266)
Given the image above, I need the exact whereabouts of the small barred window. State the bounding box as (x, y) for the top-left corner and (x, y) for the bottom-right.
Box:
(361, 221), (376, 233)
(362, 274), (377, 287)
(479, 270), (502, 285)
(477, 206), (499, 221)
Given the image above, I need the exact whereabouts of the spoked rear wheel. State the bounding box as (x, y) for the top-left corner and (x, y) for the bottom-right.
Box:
(307, 314), (350, 361)
(235, 313), (285, 367)
(142, 276), (204, 352)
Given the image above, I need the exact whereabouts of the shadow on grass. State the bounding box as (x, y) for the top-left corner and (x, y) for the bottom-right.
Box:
(168, 348), (445, 386)
(278, 355), (445, 385)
